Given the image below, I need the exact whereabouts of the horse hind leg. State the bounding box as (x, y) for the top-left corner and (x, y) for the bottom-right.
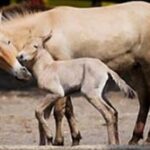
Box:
(81, 87), (119, 144)
(65, 96), (82, 146)
(128, 96), (149, 145)
(129, 62), (150, 145)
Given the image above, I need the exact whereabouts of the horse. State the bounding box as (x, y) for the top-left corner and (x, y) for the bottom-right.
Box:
(0, 1), (150, 144)
(0, 31), (31, 80)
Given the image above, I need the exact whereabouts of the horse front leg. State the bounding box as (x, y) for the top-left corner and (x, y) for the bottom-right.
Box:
(35, 94), (60, 145)
(65, 96), (82, 146)
(53, 97), (67, 146)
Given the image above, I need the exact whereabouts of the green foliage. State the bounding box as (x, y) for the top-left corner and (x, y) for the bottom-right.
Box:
(10, 0), (113, 7)
(45, 0), (91, 7)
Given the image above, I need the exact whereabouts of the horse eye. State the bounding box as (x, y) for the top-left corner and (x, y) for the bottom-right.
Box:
(8, 41), (11, 44)
(33, 45), (38, 49)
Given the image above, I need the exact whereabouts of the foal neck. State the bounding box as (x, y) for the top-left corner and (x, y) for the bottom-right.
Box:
(32, 48), (54, 78)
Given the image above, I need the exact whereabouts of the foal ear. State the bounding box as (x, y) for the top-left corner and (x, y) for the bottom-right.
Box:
(41, 30), (52, 44)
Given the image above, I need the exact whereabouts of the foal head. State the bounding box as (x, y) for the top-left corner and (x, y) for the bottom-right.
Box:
(0, 32), (32, 80)
(17, 30), (52, 64)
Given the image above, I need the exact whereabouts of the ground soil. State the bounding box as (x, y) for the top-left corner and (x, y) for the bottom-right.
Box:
(0, 89), (149, 146)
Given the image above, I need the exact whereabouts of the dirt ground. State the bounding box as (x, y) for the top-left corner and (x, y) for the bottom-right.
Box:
(0, 89), (149, 146)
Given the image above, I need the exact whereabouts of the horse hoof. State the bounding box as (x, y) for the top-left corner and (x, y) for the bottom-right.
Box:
(128, 139), (139, 145)
(72, 132), (82, 146)
(47, 137), (53, 145)
(143, 138), (150, 145)
(72, 140), (80, 146)
(53, 138), (64, 146)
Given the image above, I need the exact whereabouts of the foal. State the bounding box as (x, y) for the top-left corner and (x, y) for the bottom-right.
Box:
(18, 33), (136, 145)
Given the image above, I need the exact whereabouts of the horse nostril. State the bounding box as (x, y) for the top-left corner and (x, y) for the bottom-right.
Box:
(20, 55), (24, 60)
(22, 67), (27, 72)
(17, 55), (23, 61)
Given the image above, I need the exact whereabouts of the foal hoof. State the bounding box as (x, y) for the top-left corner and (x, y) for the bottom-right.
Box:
(47, 137), (53, 145)
(53, 138), (64, 146)
(72, 132), (82, 146)
(72, 140), (80, 146)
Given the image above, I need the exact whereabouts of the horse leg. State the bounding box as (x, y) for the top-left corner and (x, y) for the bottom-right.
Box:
(35, 94), (60, 145)
(38, 121), (46, 145)
(37, 105), (53, 145)
(129, 62), (150, 144)
(82, 88), (119, 144)
(129, 94), (149, 144)
(65, 96), (82, 146)
(145, 130), (150, 144)
(53, 97), (67, 146)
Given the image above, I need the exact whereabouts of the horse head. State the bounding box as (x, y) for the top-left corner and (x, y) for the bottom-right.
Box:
(0, 31), (32, 80)
(17, 30), (52, 65)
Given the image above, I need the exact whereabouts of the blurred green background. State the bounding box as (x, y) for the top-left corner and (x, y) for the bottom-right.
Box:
(13, 0), (113, 7)
(1, 0), (113, 8)
(2, 0), (148, 9)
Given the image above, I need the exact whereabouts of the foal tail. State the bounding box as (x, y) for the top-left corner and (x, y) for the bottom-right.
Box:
(108, 70), (136, 99)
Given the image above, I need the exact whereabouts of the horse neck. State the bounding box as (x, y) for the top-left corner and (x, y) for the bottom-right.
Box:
(32, 48), (54, 79)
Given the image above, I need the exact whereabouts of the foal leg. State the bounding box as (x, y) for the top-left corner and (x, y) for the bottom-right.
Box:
(38, 105), (53, 145)
(65, 96), (82, 146)
(53, 97), (67, 146)
(82, 88), (119, 144)
(53, 96), (81, 146)
(35, 94), (60, 145)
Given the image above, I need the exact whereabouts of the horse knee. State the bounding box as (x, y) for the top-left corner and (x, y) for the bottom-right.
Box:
(54, 105), (65, 121)
(105, 110), (118, 125)
(35, 107), (43, 120)
(65, 105), (73, 119)
(54, 110), (64, 121)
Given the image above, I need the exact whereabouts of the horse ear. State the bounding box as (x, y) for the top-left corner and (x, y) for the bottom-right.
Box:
(41, 30), (52, 44)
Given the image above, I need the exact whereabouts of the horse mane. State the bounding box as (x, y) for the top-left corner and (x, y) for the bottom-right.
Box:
(2, 10), (36, 22)
(1, 3), (52, 23)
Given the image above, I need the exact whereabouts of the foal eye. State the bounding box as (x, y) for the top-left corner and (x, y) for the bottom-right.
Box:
(8, 41), (11, 44)
(33, 45), (38, 49)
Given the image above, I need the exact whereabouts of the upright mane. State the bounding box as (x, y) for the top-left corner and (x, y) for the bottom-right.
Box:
(1, 7), (33, 22)
(1, 11), (38, 26)
(1, 2), (51, 21)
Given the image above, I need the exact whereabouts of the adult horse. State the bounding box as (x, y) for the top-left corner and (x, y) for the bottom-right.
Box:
(1, 1), (150, 144)
(0, 32), (31, 80)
